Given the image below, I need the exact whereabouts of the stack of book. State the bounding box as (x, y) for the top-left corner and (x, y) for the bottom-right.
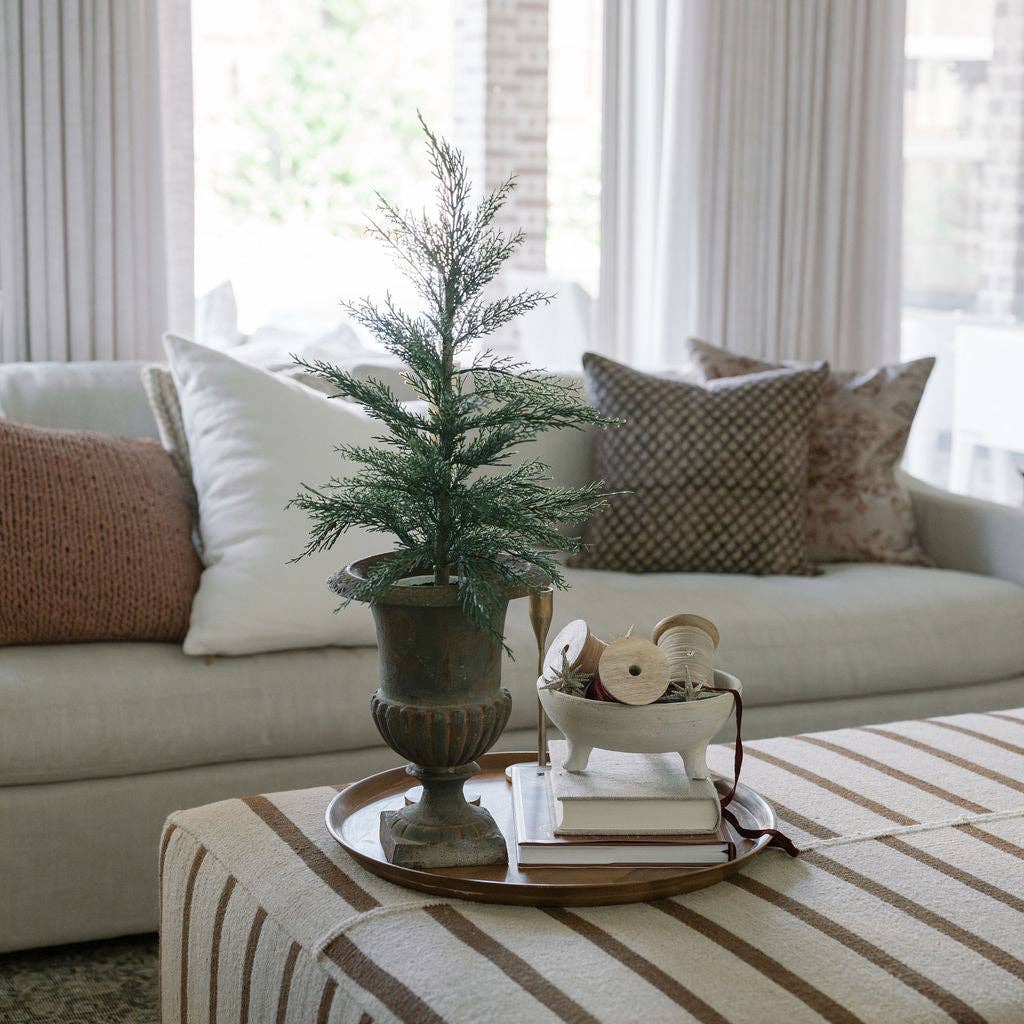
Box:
(510, 742), (734, 867)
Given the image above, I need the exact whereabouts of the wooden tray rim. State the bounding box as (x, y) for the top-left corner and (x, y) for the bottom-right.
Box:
(326, 751), (777, 907)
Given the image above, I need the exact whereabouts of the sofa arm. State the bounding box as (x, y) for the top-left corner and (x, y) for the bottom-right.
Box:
(902, 472), (1024, 587)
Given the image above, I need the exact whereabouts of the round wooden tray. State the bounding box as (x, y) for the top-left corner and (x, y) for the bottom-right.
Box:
(325, 751), (776, 906)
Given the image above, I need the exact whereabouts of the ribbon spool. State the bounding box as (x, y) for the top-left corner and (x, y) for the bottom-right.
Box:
(651, 613), (719, 688)
(597, 637), (670, 705)
(587, 676), (618, 702)
(543, 618), (607, 679)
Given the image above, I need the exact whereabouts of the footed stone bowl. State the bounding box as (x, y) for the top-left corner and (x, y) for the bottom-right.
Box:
(537, 670), (742, 779)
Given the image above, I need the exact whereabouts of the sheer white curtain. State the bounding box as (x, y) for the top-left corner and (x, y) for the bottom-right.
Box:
(598, 0), (702, 368)
(598, 0), (906, 370)
(0, 0), (193, 363)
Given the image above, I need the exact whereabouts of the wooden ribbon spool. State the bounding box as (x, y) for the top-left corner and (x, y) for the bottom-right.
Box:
(651, 613), (720, 689)
(597, 637), (670, 705)
(543, 618), (607, 679)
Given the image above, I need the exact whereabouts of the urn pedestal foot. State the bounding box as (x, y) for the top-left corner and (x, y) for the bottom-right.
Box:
(564, 740), (593, 773)
(379, 763), (508, 869)
(681, 740), (711, 780)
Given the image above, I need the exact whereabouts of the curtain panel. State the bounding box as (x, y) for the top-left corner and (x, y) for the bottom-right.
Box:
(599, 0), (906, 370)
(0, 0), (193, 363)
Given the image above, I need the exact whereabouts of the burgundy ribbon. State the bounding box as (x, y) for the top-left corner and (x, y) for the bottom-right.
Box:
(706, 686), (800, 858)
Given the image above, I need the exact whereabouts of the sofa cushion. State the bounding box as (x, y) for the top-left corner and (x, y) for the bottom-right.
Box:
(504, 564), (1024, 710)
(6, 564), (1024, 786)
(0, 643), (382, 786)
(0, 361), (157, 438)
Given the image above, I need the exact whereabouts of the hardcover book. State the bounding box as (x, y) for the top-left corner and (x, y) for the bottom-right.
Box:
(510, 764), (734, 867)
(548, 741), (722, 835)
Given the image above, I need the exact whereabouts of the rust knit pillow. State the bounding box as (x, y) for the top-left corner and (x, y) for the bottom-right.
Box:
(0, 420), (201, 644)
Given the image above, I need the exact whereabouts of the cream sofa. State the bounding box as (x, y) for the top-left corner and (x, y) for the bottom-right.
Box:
(2, 360), (1024, 952)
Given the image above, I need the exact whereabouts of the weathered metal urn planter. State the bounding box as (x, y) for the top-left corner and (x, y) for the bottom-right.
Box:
(331, 554), (542, 869)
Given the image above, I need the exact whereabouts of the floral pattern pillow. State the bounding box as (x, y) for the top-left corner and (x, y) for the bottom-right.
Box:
(686, 337), (935, 565)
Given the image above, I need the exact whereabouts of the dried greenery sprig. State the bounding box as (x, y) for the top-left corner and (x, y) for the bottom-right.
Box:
(656, 666), (716, 703)
(290, 116), (617, 638)
(539, 652), (593, 699)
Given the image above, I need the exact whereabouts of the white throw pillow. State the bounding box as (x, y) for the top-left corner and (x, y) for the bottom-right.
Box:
(164, 334), (383, 655)
(194, 281), (241, 349)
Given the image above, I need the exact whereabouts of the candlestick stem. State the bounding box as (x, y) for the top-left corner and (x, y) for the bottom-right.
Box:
(529, 588), (554, 767)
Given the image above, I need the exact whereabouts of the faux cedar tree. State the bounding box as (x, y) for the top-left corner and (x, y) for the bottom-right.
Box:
(290, 117), (616, 641)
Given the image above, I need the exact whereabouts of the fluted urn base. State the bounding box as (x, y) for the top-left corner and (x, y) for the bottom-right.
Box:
(372, 689), (511, 868)
(380, 762), (507, 868)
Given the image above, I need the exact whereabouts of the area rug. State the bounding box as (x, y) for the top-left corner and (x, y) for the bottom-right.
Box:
(0, 934), (158, 1024)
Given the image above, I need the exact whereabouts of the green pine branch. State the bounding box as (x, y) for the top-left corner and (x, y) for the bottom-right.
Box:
(290, 114), (618, 639)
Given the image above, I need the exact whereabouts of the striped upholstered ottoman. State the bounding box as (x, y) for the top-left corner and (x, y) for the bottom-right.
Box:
(160, 709), (1024, 1023)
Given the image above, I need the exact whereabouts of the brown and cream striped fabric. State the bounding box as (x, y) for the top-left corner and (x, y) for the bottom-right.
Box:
(161, 708), (1024, 1023)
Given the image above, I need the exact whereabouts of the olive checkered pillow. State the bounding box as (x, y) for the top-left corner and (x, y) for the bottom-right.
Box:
(572, 354), (829, 575)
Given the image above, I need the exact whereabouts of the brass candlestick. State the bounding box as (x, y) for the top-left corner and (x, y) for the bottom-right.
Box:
(529, 588), (554, 767)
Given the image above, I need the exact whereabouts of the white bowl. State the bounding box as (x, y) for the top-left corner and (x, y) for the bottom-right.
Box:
(537, 669), (742, 779)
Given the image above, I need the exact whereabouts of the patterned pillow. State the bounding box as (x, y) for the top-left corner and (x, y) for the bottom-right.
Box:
(572, 354), (829, 575)
(0, 420), (201, 644)
(141, 364), (196, 514)
(686, 337), (935, 564)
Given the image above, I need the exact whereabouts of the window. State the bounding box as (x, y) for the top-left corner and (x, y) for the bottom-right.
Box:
(193, 0), (455, 352)
(192, 0), (603, 371)
(547, 0), (602, 299)
(903, 0), (1024, 504)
